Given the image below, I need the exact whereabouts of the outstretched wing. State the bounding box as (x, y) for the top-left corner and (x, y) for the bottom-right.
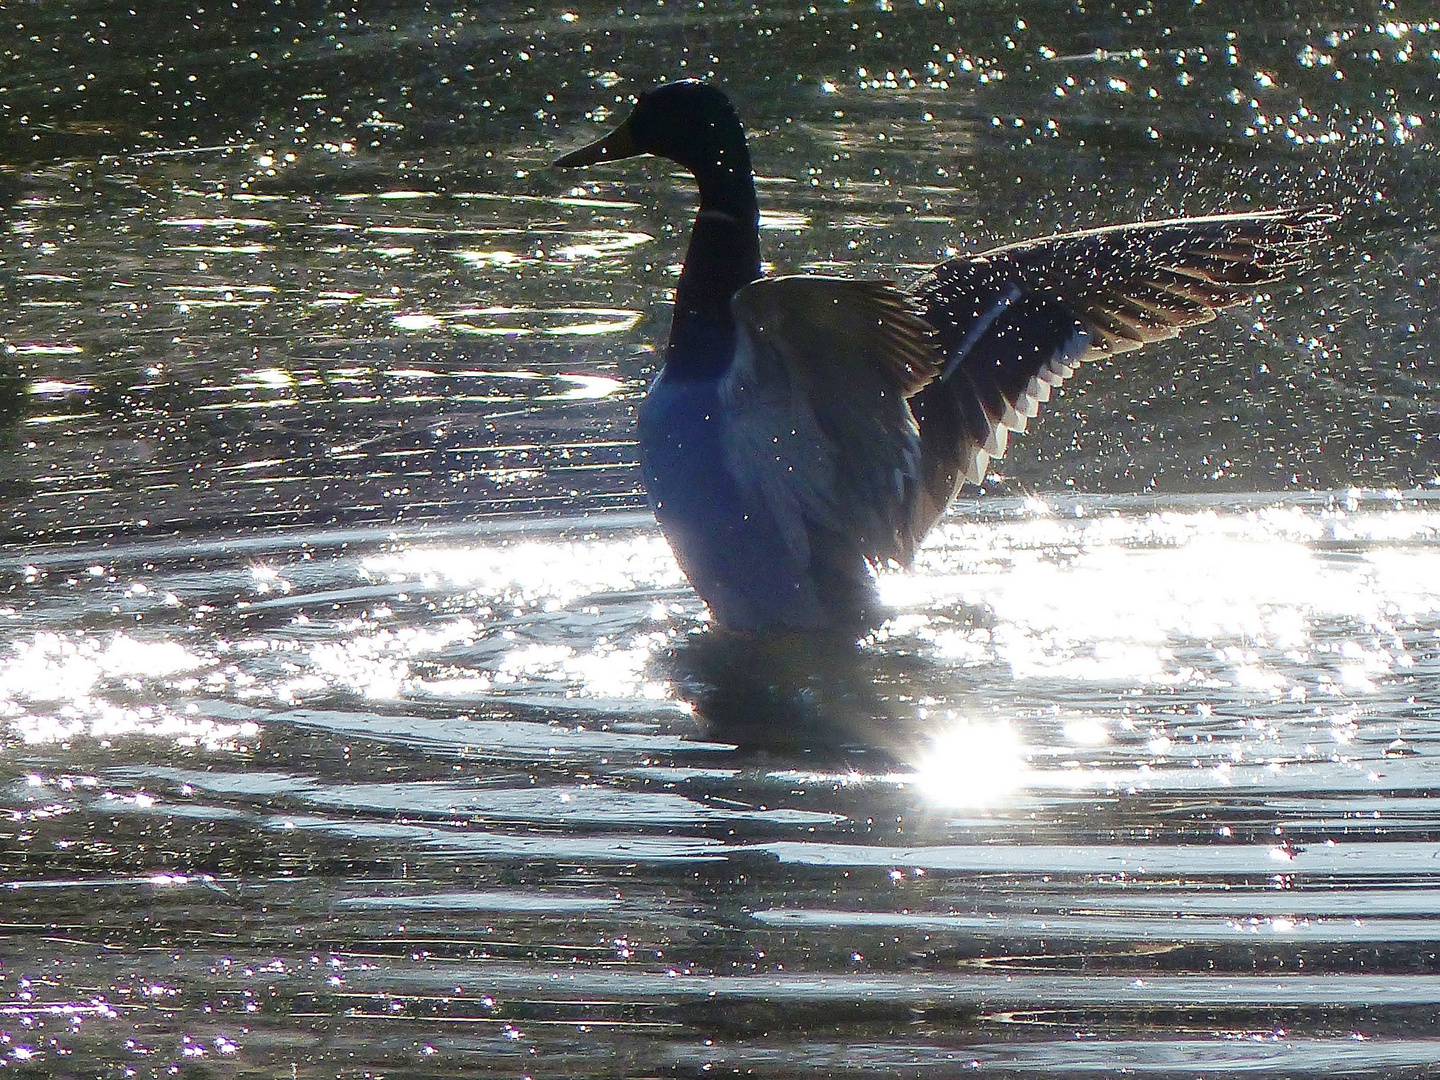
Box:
(721, 276), (943, 571)
(907, 207), (1334, 533)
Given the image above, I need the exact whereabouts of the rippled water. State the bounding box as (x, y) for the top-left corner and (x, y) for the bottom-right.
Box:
(4, 2), (1440, 1076)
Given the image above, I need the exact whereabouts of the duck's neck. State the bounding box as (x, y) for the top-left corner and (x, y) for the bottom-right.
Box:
(664, 158), (761, 381)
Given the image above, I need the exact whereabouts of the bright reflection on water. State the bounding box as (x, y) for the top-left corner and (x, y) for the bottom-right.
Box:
(915, 719), (1029, 808)
(4, 0), (1440, 1074)
(5, 494), (1436, 768)
(900, 502), (1440, 695)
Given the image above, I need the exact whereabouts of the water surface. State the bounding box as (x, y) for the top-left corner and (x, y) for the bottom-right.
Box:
(3, 2), (1439, 1076)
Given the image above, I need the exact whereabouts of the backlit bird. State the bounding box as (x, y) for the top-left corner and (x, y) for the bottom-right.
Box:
(554, 80), (1331, 635)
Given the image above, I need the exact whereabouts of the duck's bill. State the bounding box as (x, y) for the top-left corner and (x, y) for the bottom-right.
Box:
(552, 119), (640, 168)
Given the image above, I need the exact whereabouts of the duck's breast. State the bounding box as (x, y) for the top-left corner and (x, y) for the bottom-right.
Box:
(637, 371), (831, 631)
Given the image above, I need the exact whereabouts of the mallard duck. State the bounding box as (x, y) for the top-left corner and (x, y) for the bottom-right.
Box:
(554, 80), (1330, 635)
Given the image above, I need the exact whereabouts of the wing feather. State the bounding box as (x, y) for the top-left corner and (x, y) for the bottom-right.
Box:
(721, 276), (944, 569)
(907, 207), (1334, 532)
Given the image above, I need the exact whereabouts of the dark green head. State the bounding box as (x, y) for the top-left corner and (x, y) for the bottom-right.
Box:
(553, 80), (749, 184)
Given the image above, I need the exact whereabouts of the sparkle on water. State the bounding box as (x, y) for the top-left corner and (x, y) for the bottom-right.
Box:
(2, 0), (1439, 1075)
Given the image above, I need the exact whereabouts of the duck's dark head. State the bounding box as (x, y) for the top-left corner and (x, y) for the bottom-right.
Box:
(554, 80), (750, 187)
(554, 79), (761, 377)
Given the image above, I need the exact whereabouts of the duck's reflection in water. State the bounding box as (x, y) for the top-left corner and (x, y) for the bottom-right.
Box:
(658, 630), (935, 764)
(659, 624), (1031, 808)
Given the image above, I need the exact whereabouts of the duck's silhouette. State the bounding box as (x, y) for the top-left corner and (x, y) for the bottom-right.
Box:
(555, 80), (1330, 635)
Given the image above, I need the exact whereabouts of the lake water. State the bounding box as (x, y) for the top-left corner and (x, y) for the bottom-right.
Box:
(3, 2), (1440, 1076)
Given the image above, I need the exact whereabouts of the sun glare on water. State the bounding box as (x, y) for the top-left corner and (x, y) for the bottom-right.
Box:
(914, 719), (1029, 808)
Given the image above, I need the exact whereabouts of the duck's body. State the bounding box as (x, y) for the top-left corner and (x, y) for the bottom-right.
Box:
(555, 81), (1330, 635)
(639, 371), (879, 629)
(622, 98), (843, 630)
